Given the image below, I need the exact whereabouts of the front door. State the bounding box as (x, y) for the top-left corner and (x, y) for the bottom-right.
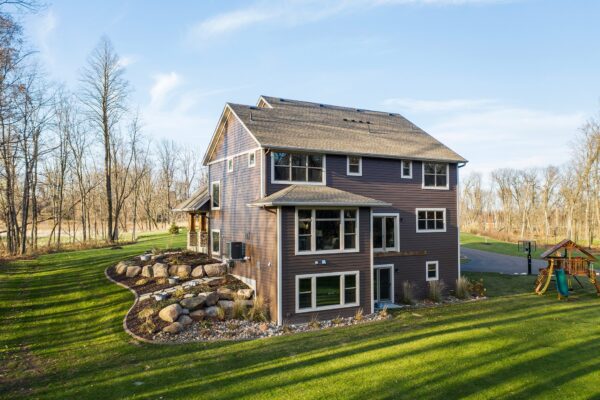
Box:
(373, 266), (393, 303)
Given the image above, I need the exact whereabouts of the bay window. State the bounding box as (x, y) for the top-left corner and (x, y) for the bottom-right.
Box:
(272, 152), (325, 184)
(423, 162), (448, 189)
(296, 271), (360, 312)
(373, 214), (399, 252)
(296, 209), (358, 254)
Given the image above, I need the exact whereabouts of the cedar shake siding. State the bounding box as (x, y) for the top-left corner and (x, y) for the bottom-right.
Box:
(280, 207), (372, 323)
(208, 117), (278, 320)
(267, 153), (459, 299)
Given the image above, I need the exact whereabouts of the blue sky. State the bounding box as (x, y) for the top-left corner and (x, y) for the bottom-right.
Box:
(22, 0), (600, 176)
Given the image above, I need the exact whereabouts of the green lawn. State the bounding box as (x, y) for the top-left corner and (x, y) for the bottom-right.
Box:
(461, 232), (546, 259)
(1, 234), (600, 399)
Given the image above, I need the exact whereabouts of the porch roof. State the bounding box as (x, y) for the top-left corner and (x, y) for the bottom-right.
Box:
(172, 186), (210, 212)
(248, 185), (391, 208)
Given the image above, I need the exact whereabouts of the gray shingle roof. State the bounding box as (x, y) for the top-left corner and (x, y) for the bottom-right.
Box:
(227, 96), (466, 163)
(172, 186), (209, 212)
(248, 185), (391, 207)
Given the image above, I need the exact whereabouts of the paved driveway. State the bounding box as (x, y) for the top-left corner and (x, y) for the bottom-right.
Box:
(461, 247), (546, 274)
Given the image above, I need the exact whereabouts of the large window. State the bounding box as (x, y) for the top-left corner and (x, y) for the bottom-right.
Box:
(211, 229), (221, 256)
(416, 208), (446, 233)
(373, 214), (399, 252)
(426, 261), (439, 281)
(347, 156), (362, 176)
(211, 181), (220, 210)
(296, 272), (359, 312)
(423, 162), (449, 189)
(296, 209), (358, 254)
(272, 152), (324, 184)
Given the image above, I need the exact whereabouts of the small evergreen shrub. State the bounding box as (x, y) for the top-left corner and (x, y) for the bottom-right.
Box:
(401, 281), (415, 305)
(428, 280), (446, 303)
(168, 223), (180, 235)
(455, 276), (471, 299)
(471, 279), (486, 297)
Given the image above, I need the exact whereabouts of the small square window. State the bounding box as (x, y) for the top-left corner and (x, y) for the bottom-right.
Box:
(347, 156), (362, 176)
(248, 152), (256, 167)
(401, 160), (412, 178)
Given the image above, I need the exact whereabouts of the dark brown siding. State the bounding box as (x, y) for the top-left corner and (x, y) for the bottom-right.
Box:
(281, 207), (372, 323)
(267, 152), (459, 299)
(208, 116), (278, 319)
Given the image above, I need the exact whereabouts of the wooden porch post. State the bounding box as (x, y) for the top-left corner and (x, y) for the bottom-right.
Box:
(189, 213), (196, 233)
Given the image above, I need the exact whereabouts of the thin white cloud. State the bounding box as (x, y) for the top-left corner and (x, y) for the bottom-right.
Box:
(187, 0), (504, 40)
(149, 72), (181, 108)
(382, 97), (498, 113)
(31, 9), (58, 64)
(118, 55), (138, 68)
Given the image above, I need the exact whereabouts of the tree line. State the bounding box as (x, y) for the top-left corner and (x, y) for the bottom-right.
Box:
(0, 3), (204, 255)
(460, 121), (600, 248)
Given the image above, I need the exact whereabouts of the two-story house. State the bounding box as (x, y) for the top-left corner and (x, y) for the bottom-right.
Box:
(175, 96), (467, 324)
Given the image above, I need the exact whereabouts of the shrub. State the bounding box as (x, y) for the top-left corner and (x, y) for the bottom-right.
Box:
(401, 281), (415, 305)
(140, 319), (156, 335)
(471, 279), (486, 297)
(428, 280), (446, 303)
(215, 305), (226, 321)
(378, 305), (389, 319)
(232, 298), (247, 320)
(354, 308), (364, 322)
(173, 287), (186, 299)
(455, 276), (471, 299)
(168, 223), (180, 235)
(137, 307), (155, 320)
(332, 315), (343, 325)
(135, 278), (149, 286)
(247, 296), (269, 322)
(308, 314), (320, 329)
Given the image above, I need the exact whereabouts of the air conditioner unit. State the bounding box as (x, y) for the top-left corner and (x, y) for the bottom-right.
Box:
(228, 242), (245, 260)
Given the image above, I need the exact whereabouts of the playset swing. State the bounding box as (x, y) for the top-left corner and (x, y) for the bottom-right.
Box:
(534, 239), (599, 299)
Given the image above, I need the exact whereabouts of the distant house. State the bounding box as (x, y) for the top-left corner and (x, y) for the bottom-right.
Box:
(174, 96), (467, 323)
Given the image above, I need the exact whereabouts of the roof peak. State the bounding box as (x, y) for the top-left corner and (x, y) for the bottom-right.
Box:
(259, 95), (402, 117)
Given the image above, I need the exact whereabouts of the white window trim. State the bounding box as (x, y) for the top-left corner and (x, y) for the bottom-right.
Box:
(295, 271), (360, 313)
(346, 156), (362, 176)
(270, 152), (326, 186)
(372, 213), (400, 252)
(210, 181), (221, 211)
(227, 157), (234, 173)
(422, 162), (450, 190)
(416, 208), (446, 233)
(401, 160), (412, 179)
(248, 151), (256, 168)
(426, 260), (439, 281)
(211, 229), (221, 256)
(295, 208), (360, 255)
(374, 264), (394, 303)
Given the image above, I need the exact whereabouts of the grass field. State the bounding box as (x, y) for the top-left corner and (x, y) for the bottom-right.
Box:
(460, 232), (547, 259)
(1, 233), (600, 399)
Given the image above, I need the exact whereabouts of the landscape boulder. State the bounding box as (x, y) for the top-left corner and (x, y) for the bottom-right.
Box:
(191, 266), (205, 278)
(217, 287), (235, 300)
(177, 315), (193, 326)
(189, 309), (206, 321)
(205, 306), (219, 318)
(125, 266), (141, 278)
(236, 288), (254, 300)
(153, 263), (169, 278)
(173, 265), (192, 278)
(158, 303), (182, 323)
(203, 291), (219, 307)
(217, 300), (234, 316)
(180, 296), (205, 311)
(115, 261), (131, 275)
(204, 263), (227, 277)
(163, 322), (183, 334)
(141, 265), (153, 278)
(208, 277), (226, 287)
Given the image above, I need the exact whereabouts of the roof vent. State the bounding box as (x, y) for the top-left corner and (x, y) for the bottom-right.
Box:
(319, 104), (325, 108)
(356, 109), (362, 112)
(279, 98), (285, 102)
(343, 118), (348, 121)
(388, 113), (395, 116)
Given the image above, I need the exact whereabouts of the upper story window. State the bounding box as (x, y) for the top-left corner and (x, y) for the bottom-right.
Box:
(416, 208), (446, 233)
(211, 181), (221, 210)
(373, 214), (399, 252)
(227, 158), (234, 173)
(423, 162), (448, 189)
(296, 209), (358, 254)
(272, 152), (325, 184)
(401, 160), (412, 179)
(347, 156), (362, 176)
(248, 151), (256, 167)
